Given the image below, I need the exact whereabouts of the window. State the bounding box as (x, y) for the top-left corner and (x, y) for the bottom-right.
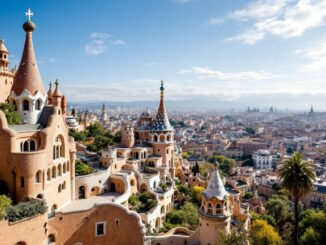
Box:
(115, 219), (120, 226)
(35, 99), (41, 110)
(35, 170), (42, 183)
(95, 222), (106, 236)
(52, 166), (56, 178)
(48, 234), (55, 244)
(58, 184), (62, 192)
(62, 181), (66, 190)
(23, 100), (29, 111)
(47, 168), (51, 181)
(30, 140), (36, 151)
(20, 176), (25, 188)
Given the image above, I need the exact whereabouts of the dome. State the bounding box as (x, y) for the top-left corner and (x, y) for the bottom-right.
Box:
(23, 21), (36, 32)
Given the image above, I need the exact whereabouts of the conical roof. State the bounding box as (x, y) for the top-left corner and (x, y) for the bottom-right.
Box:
(151, 81), (173, 131)
(11, 19), (46, 96)
(0, 40), (8, 53)
(202, 161), (227, 200)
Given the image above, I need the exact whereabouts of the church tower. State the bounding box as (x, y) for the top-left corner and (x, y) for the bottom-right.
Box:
(9, 10), (47, 124)
(199, 161), (232, 245)
(150, 81), (175, 177)
(0, 40), (15, 103)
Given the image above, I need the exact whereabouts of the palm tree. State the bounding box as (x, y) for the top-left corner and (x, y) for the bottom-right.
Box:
(278, 152), (316, 245)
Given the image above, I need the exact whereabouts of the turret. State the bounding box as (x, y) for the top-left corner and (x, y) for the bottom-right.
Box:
(9, 10), (47, 123)
(121, 123), (135, 148)
(199, 161), (232, 244)
(0, 39), (15, 102)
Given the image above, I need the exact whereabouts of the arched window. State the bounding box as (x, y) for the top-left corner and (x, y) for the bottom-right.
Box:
(35, 170), (42, 183)
(52, 166), (56, 178)
(167, 135), (171, 142)
(159, 135), (165, 142)
(47, 168), (51, 181)
(53, 135), (64, 159)
(67, 161), (70, 171)
(48, 234), (55, 244)
(30, 140), (36, 151)
(79, 186), (86, 199)
(63, 162), (66, 173)
(35, 99), (41, 110)
(62, 181), (66, 190)
(58, 184), (62, 192)
(130, 179), (135, 186)
(58, 164), (62, 176)
(23, 100), (29, 111)
(154, 135), (158, 142)
(23, 141), (29, 152)
(208, 203), (213, 214)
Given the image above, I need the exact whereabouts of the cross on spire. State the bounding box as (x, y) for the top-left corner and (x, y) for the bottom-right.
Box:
(25, 8), (33, 21)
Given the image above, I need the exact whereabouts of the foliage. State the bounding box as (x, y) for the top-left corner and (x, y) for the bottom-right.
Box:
(6, 199), (48, 222)
(191, 185), (204, 203)
(300, 227), (321, 245)
(128, 194), (139, 206)
(0, 195), (12, 220)
(69, 129), (87, 142)
(266, 194), (291, 230)
(75, 160), (93, 176)
(278, 152), (316, 245)
(220, 224), (247, 245)
(176, 183), (191, 196)
(245, 127), (255, 135)
(243, 192), (254, 199)
(208, 155), (235, 176)
(181, 152), (190, 159)
(164, 202), (199, 230)
(192, 162), (200, 175)
(199, 162), (215, 177)
(0, 103), (21, 125)
(299, 208), (326, 245)
(133, 192), (158, 213)
(250, 219), (282, 245)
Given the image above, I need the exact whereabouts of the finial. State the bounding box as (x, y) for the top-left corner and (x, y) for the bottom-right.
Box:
(49, 81), (52, 89)
(53, 79), (62, 97)
(160, 80), (164, 92)
(25, 8), (34, 21)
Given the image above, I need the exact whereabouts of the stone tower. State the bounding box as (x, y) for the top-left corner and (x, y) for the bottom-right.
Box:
(9, 15), (47, 124)
(150, 81), (175, 177)
(199, 161), (232, 245)
(0, 40), (15, 103)
(121, 123), (135, 148)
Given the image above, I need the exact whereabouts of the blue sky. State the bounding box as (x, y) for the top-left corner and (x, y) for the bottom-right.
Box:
(1, 0), (326, 106)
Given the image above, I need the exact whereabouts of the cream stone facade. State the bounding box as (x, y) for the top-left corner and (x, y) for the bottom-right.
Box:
(0, 11), (251, 245)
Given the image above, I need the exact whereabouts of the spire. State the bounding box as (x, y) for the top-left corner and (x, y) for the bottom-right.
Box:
(151, 80), (173, 131)
(53, 79), (61, 97)
(202, 160), (227, 201)
(47, 81), (53, 104)
(11, 9), (46, 97)
(0, 39), (8, 53)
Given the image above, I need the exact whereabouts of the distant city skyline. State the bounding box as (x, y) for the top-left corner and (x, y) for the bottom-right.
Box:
(1, 0), (326, 109)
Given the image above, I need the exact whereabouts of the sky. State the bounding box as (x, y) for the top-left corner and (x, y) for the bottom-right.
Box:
(1, 0), (326, 109)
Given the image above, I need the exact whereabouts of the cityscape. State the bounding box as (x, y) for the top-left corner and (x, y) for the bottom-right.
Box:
(0, 1), (326, 245)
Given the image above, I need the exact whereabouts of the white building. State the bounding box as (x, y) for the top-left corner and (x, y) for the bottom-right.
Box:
(252, 149), (273, 170)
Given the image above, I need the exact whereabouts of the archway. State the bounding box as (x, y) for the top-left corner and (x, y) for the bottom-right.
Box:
(140, 183), (148, 193)
(48, 234), (55, 244)
(110, 183), (116, 192)
(78, 186), (86, 199)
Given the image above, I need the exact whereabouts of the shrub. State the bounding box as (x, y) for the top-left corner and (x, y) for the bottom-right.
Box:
(75, 160), (93, 176)
(129, 194), (138, 206)
(0, 195), (12, 219)
(6, 199), (48, 222)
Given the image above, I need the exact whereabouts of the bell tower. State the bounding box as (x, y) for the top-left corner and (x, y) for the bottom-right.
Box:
(121, 123), (135, 148)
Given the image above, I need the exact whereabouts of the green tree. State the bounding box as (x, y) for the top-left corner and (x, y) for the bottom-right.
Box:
(245, 127), (255, 135)
(250, 219), (282, 245)
(192, 162), (200, 175)
(266, 194), (291, 231)
(300, 227), (320, 245)
(181, 152), (190, 159)
(86, 122), (105, 137)
(0, 103), (21, 125)
(220, 225), (247, 245)
(191, 185), (204, 203)
(278, 152), (316, 245)
(299, 208), (326, 244)
(0, 195), (12, 219)
(75, 160), (93, 176)
(208, 155), (235, 176)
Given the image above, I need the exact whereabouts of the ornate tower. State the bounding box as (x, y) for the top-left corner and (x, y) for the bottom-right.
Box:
(9, 10), (47, 124)
(0, 39), (15, 103)
(199, 161), (232, 245)
(121, 123), (135, 148)
(150, 81), (175, 176)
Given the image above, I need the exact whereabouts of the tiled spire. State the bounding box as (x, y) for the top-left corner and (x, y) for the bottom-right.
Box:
(151, 81), (173, 131)
(202, 160), (227, 201)
(11, 10), (46, 96)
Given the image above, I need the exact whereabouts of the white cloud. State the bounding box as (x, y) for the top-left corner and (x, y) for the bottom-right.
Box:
(229, 0), (326, 44)
(85, 32), (125, 55)
(111, 39), (125, 45)
(206, 18), (224, 26)
(179, 66), (275, 80)
(296, 41), (326, 72)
